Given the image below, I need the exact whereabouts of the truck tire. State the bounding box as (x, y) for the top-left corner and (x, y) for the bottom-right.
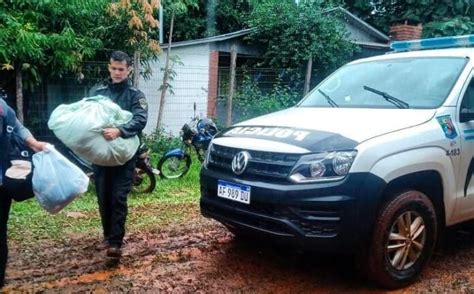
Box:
(365, 190), (437, 288)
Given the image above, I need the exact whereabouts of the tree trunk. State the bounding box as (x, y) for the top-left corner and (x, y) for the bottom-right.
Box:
(15, 64), (24, 123)
(157, 11), (175, 130)
(226, 45), (237, 127)
(304, 55), (313, 96)
(133, 51), (141, 87)
(206, 0), (216, 37)
(39, 81), (47, 136)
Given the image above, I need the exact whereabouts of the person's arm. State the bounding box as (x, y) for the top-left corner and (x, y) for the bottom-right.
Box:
(118, 92), (148, 138)
(102, 92), (148, 140)
(25, 136), (48, 152)
(14, 118), (48, 152)
(14, 118), (32, 140)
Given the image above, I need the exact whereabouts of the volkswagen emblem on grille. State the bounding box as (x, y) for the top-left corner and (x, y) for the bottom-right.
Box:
(232, 151), (250, 175)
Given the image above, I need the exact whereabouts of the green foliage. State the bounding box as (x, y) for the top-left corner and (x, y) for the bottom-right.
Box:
(401, 0), (471, 24)
(165, 0), (253, 41)
(164, 2), (206, 41)
(142, 129), (182, 155)
(159, 55), (183, 95)
(163, 0), (199, 14)
(423, 16), (474, 37)
(233, 75), (302, 121)
(340, 0), (373, 15)
(247, 0), (356, 71)
(214, 0), (253, 36)
(394, 0), (473, 37)
(0, 0), (164, 92)
(166, 0), (356, 72)
(343, 0), (473, 37)
(0, 0), (105, 86)
(161, 0), (200, 41)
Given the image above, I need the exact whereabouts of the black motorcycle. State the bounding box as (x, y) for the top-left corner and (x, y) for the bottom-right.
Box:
(64, 144), (158, 193)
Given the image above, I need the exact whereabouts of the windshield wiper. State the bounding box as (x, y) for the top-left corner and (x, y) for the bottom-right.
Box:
(318, 89), (339, 108)
(363, 85), (409, 109)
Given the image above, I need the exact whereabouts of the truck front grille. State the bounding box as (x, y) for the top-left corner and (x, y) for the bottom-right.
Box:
(202, 196), (341, 238)
(208, 144), (300, 180)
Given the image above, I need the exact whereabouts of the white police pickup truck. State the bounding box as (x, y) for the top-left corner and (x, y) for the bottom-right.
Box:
(200, 34), (474, 288)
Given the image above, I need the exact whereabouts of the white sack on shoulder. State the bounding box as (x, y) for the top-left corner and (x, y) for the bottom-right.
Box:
(32, 145), (89, 214)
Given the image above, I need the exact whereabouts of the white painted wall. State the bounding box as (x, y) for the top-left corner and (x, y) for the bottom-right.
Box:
(139, 44), (211, 135)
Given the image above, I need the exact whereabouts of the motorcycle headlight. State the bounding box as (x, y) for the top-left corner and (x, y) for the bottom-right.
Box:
(203, 142), (213, 168)
(288, 151), (357, 183)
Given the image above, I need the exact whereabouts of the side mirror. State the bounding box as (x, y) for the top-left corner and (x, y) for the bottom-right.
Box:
(460, 108), (474, 123)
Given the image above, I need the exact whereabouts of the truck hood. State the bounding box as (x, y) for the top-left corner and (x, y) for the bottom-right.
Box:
(214, 107), (436, 153)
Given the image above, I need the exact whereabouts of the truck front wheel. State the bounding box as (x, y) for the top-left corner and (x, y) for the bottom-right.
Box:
(366, 190), (437, 288)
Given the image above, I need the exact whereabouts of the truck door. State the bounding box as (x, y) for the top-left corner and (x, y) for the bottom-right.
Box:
(456, 74), (474, 219)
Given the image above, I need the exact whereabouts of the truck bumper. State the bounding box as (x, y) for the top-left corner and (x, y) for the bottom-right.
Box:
(200, 168), (386, 253)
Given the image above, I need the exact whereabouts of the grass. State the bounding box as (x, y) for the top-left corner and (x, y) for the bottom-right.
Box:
(7, 156), (202, 244)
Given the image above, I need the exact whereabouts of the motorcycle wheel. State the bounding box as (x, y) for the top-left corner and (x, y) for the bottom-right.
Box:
(157, 153), (192, 179)
(132, 167), (157, 193)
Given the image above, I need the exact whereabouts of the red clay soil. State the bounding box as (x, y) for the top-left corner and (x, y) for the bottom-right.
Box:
(3, 216), (474, 293)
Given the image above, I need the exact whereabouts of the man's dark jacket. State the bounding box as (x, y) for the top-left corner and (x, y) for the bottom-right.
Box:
(93, 79), (148, 138)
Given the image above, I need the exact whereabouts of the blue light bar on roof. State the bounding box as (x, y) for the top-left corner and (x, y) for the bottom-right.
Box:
(390, 34), (474, 52)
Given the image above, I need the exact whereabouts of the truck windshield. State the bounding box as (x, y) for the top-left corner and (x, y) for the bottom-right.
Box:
(299, 57), (467, 109)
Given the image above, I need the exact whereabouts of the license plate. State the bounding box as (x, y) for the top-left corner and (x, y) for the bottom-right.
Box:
(217, 180), (251, 204)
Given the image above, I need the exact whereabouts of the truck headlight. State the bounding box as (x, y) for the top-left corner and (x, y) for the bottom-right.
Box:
(288, 151), (357, 183)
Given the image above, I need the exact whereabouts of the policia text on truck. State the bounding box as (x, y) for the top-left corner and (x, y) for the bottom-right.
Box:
(200, 34), (474, 288)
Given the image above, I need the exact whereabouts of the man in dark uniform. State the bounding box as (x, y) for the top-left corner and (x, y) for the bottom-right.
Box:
(0, 94), (48, 288)
(92, 51), (148, 259)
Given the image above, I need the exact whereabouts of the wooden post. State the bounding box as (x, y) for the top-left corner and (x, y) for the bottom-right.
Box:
(304, 54), (313, 96)
(226, 45), (237, 127)
(133, 51), (141, 87)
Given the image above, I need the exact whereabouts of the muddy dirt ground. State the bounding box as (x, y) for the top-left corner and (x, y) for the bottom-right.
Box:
(3, 206), (474, 293)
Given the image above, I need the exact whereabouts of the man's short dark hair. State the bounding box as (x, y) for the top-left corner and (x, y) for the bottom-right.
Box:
(110, 51), (131, 67)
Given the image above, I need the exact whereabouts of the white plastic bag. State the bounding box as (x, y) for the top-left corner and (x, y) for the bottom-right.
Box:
(47, 95), (140, 166)
(32, 145), (89, 214)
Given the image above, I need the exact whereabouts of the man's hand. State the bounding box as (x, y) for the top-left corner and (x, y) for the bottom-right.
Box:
(102, 128), (122, 141)
(25, 137), (49, 152)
